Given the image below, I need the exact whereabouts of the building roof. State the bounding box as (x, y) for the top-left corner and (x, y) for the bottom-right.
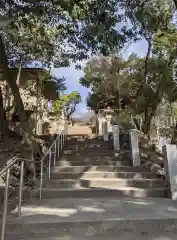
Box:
(9, 68), (46, 76)
(9, 68), (58, 101)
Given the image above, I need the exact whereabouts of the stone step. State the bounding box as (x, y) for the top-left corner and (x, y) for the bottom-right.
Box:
(3, 236), (167, 240)
(63, 150), (114, 156)
(65, 141), (112, 145)
(59, 154), (127, 162)
(66, 137), (116, 141)
(65, 138), (112, 143)
(52, 165), (130, 172)
(6, 197), (177, 239)
(66, 142), (111, 146)
(6, 235), (172, 240)
(65, 142), (112, 146)
(51, 170), (156, 179)
(62, 154), (131, 161)
(65, 148), (113, 152)
(52, 166), (149, 174)
(33, 187), (166, 199)
(56, 161), (130, 170)
(42, 178), (167, 189)
(65, 148), (114, 153)
(66, 140), (112, 143)
(56, 160), (131, 167)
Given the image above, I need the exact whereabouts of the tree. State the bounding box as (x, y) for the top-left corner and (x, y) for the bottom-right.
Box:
(80, 56), (129, 110)
(64, 91), (81, 121)
(80, 51), (177, 137)
(125, 54), (177, 136)
(53, 91), (81, 120)
(87, 93), (103, 114)
(119, 0), (175, 80)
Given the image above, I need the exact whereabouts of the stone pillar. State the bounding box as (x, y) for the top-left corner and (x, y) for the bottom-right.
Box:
(107, 115), (113, 133)
(129, 129), (140, 166)
(98, 116), (104, 136)
(157, 137), (170, 153)
(164, 144), (177, 200)
(36, 120), (42, 135)
(60, 108), (65, 130)
(113, 125), (120, 151)
(103, 121), (108, 141)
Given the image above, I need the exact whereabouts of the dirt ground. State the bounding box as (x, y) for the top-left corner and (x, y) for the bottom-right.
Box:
(67, 124), (92, 135)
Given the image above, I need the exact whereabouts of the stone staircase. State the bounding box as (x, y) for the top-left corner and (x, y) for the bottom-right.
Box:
(33, 134), (167, 199)
(4, 132), (177, 239)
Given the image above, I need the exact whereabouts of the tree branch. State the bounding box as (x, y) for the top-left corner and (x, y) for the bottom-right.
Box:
(66, 104), (76, 120)
(145, 39), (152, 83)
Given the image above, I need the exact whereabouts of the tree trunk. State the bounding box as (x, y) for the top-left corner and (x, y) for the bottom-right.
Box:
(115, 90), (120, 109)
(0, 34), (36, 178)
(0, 35), (31, 143)
(173, 0), (177, 9)
(143, 103), (159, 139)
(142, 108), (151, 139)
(0, 86), (9, 137)
(145, 39), (152, 83)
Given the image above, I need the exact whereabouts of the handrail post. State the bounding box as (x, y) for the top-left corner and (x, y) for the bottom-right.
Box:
(48, 149), (52, 179)
(60, 134), (62, 150)
(40, 161), (44, 200)
(54, 142), (56, 166)
(58, 136), (60, 157)
(63, 128), (65, 142)
(1, 168), (10, 240)
(64, 128), (66, 142)
(18, 160), (24, 217)
(61, 133), (63, 149)
(56, 138), (58, 159)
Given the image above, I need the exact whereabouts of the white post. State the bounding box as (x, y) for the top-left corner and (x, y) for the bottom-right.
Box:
(107, 115), (113, 133)
(113, 125), (120, 151)
(158, 137), (171, 153)
(129, 129), (140, 166)
(61, 108), (65, 130)
(98, 116), (104, 136)
(164, 144), (177, 200)
(103, 121), (108, 141)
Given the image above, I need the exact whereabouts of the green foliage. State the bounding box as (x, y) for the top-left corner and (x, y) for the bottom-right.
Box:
(80, 0), (177, 137)
(0, 0), (130, 68)
(52, 91), (81, 119)
(81, 50), (177, 135)
(120, 0), (174, 38)
(80, 56), (128, 111)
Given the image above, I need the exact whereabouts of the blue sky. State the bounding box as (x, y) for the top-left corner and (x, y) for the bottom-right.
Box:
(52, 39), (148, 117)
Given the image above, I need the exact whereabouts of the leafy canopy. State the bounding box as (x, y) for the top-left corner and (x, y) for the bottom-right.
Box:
(0, 0), (131, 68)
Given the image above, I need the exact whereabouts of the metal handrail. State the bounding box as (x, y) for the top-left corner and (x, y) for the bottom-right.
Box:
(0, 123), (68, 240)
(39, 124), (68, 200)
(0, 156), (39, 176)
